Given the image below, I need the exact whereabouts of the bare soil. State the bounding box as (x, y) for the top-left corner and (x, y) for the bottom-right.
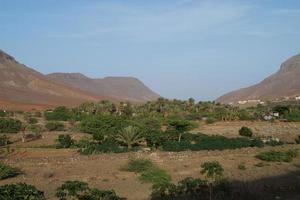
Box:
(1, 121), (300, 200)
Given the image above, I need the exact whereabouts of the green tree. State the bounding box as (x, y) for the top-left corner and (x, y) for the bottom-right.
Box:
(168, 119), (195, 143)
(201, 161), (224, 200)
(116, 126), (144, 149)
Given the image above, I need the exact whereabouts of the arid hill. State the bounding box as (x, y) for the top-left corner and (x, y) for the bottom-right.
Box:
(0, 50), (102, 109)
(46, 73), (160, 102)
(0, 50), (159, 110)
(216, 54), (300, 104)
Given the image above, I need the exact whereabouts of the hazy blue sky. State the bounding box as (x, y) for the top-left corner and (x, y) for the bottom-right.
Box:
(1, 0), (300, 100)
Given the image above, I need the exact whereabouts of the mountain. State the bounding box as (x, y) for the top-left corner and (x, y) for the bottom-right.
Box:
(216, 54), (300, 104)
(0, 50), (102, 110)
(46, 73), (160, 102)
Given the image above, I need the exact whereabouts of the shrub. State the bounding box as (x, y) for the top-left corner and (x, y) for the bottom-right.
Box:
(45, 121), (65, 131)
(122, 158), (155, 173)
(56, 181), (123, 200)
(295, 136), (300, 144)
(238, 163), (246, 170)
(0, 110), (7, 117)
(122, 158), (171, 185)
(0, 162), (20, 180)
(27, 124), (43, 136)
(0, 183), (45, 200)
(56, 181), (89, 200)
(44, 106), (71, 121)
(140, 167), (171, 185)
(206, 117), (217, 124)
(56, 135), (75, 148)
(80, 188), (123, 200)
(162, 134), (263, 152)
(28, 117), (38, 125)
(0, 118), (22, 133)
(201, 161), (224, 182)
(239, 126), (253, 137)
(0, 134), (10, 147)
(79, 140), (129, 155)
(256, 149), (298, 162)
(151, 177), (231, 200)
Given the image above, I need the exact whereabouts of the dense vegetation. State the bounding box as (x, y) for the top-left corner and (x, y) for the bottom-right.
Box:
(0, 183), (45, 200)
(256, 149), (298, 162)
(0, 162), (20, 180)
(56, 180), (124, 200)
(0, 118), (22, 133)
(45, 121), (65, 131)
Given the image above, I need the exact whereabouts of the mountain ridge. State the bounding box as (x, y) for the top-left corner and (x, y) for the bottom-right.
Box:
(216, 54), (300, 104)
(0, 49), (160, 110)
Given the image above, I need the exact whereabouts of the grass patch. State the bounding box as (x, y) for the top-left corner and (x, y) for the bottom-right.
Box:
(256, 149), (298, 163)
(0, 162), (20, 180)
(122, 158), (171, 185)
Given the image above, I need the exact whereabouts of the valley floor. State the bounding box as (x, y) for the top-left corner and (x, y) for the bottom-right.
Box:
(1, 121), (300, 200)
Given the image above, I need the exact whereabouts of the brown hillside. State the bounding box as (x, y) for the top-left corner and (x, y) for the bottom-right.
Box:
(216, 54), (300, 104)
(0, 50), (101, 109)
(46, 73), (160, 102)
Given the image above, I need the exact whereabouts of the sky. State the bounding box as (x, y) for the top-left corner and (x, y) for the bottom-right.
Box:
(0, 0), (300, 101)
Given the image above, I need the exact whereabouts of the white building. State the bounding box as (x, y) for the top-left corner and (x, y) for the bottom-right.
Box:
(295, 96), (300, 101)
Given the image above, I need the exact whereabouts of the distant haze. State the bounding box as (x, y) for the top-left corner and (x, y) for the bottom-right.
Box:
(1, 0), (300, 100)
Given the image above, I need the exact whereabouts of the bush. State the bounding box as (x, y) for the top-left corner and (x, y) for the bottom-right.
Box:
(56, 135), (75, 148)
(238, 163), (246, 170)
(122, 158), (155, 173)
(201, 161), (224, 182)
(122, 158), (171, 185)
(80, 188), (123, 200)
(162, 134), (263, 152)
(206, 117), (217, 124)
(0, 183), (45, 200)
(256, 149), (298, 162)
(56, 181), (89, 200)
(27, 117), (38, 125)
(295, 136), (300, 144)
(27, 124), (43, 135)
(0, 118), (22, 133)
(0, 162), (20, 180)
(56, 181), (123, 200)
(151, 177), (231, 200)
(0, 110), (7, 117)
(45, 121), (65, 131)
(239, 126), (253, 137)
(79, 140), (129, 155)
(0, 134), (10, 146)
(44, 106), (71, 121)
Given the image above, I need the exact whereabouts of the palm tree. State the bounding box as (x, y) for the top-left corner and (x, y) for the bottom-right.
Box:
(116, 126), (144, 149)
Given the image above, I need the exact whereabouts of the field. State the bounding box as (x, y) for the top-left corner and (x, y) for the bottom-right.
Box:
(1, 121), (300, 200)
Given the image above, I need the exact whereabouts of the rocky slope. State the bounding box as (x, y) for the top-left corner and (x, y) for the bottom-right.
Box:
(216, 54), (300, 104)
(0, 49), (159, 109)
(46, 73), (160, 102)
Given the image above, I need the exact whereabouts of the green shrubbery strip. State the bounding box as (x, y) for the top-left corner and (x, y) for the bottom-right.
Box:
(0, 183), (45, 200)
(256, 149), (298, 162)
(162, 134), (264, 152)
(56, 180), (124, 200)
(0, 162), (20, 180)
